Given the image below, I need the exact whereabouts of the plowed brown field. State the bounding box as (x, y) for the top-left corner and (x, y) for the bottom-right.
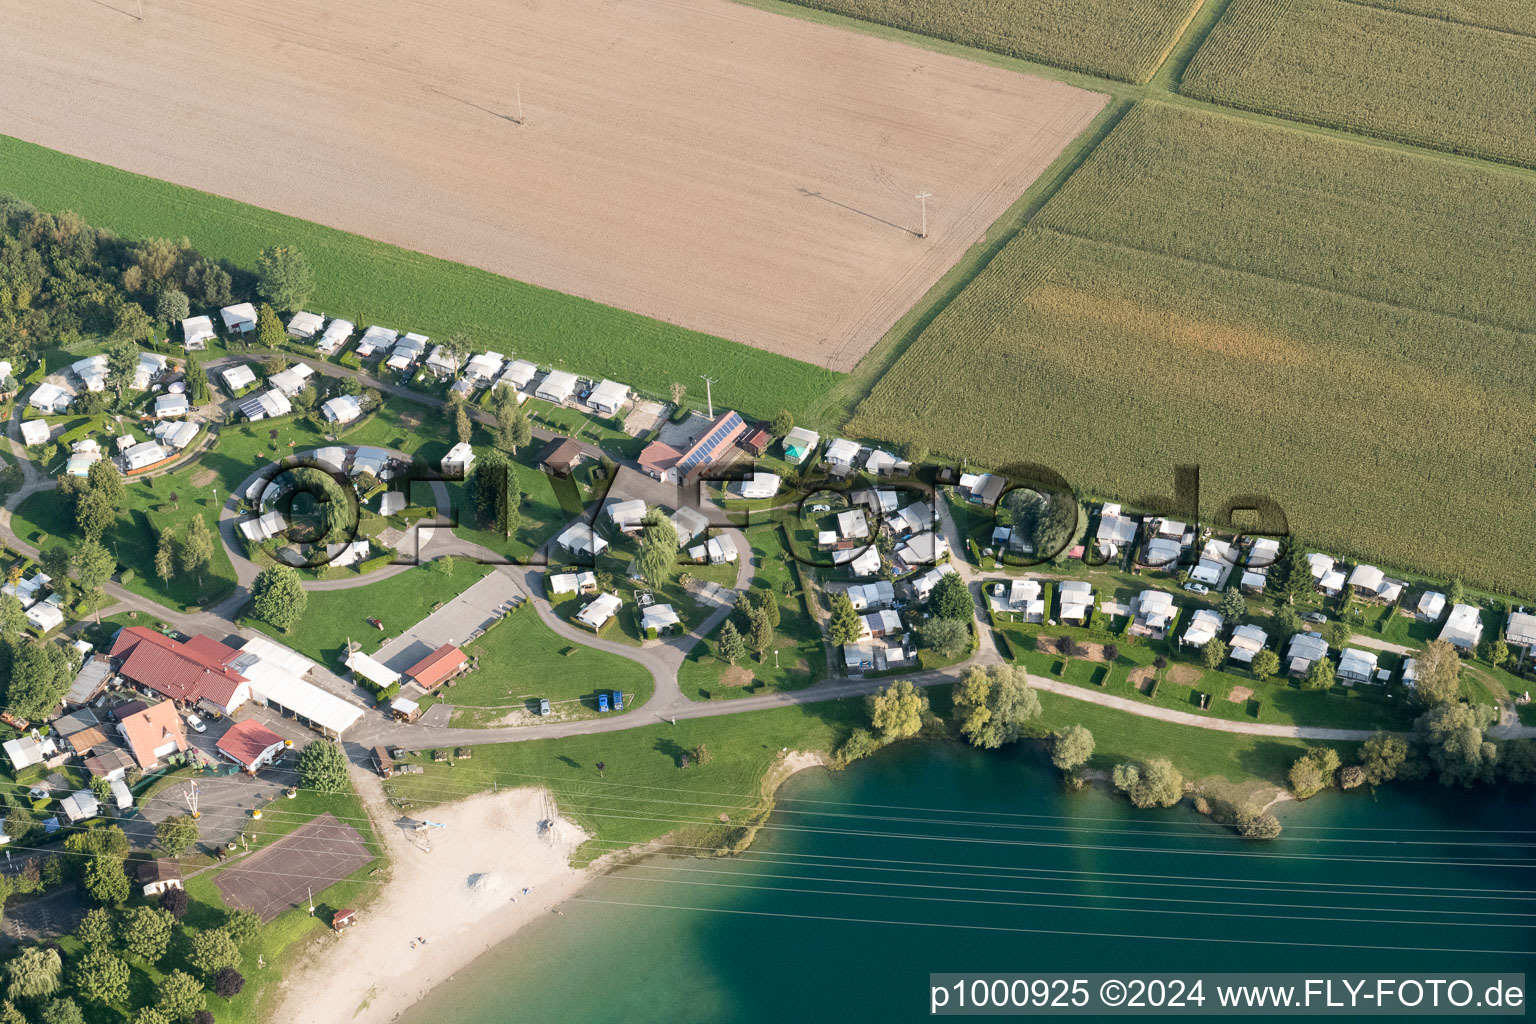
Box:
(0, 0), (1103, 369)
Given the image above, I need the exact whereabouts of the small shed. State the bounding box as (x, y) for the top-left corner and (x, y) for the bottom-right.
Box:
(138, 859), (183, 897)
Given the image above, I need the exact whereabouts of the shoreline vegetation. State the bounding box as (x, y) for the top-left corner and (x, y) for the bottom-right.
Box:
(339, 666), (1523, 1024)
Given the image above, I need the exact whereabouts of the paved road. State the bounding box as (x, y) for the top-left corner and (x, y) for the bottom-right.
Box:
(1348, 633), (1414, 656)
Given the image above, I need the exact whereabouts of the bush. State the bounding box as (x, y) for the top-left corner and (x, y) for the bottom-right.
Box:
(212, 967), (245, 999)
(833, 728), (881, 767)
(1235, 806), (1282, 839)
(158, 886), (189, 919)
(1111, 759), (1183, 808)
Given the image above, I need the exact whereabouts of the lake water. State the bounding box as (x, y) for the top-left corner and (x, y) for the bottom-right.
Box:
(398, 742), (1536, 1023)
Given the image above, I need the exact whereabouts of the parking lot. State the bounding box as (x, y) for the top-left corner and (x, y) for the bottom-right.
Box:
(121, 706), (327, 851)
(374, 570), (524, 674)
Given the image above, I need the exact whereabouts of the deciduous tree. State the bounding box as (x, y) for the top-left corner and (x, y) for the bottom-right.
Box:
(1250, 649), (1280, 682)
(156, 815), (200, 857)
(178, 516), (213, 588)
(83, 854), (129, 905)
(1201, 638), (1227, 670)
(1358, 732), (1409, 785)
(1051, 725), (1094, 773)
(251, 565), (307, 632)
(7, 946), (62, 1001)
(1303, 657), (1335, 691)
(1412, 640), (1462, 707)
(256, 246), (314, 312)
(635, 507), (678, 589)
(1418, 702), (1498, 786)
(155, 969), (206, 1022)
(187, 928), (241, 978)
(952, 664), (1040, 749)
(866, 680), (927, 741)
(155, 288), (190, 326)
(72, 949), (128, 1005)
(123, 906), (176, 964)
(917, 617), (968, 658)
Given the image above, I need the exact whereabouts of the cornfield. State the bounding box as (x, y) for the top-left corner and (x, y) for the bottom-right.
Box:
(1182, 0), (1536, 167)
(1036, 103), (1536, 336)
(848, 104), (1536, 595)
(779, 0), (1203, 83)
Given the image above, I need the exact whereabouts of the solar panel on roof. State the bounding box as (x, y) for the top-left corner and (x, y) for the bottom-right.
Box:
(678, 412), (743, 476)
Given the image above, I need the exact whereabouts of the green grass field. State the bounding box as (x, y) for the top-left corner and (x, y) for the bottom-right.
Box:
(242, 562), (493, 670)
(775, 0), (1202, 82)
(847, 103), (1536, 596)
(0, 136), (838, 422)
(12, 463), (238, 612)
(1182, 0), (1536, 168)
(678, 526), (828, 700)
(434, 604), (655, 723)
(382, 678), (1353, 863)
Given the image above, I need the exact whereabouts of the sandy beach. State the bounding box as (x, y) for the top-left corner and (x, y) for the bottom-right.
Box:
(268, 777), (591, 1024)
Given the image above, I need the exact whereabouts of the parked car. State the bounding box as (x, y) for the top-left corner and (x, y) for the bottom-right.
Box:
(1302, 611), (1328, 624)
(597, 693), (610, 713)
(185, 713), (206, 733)
(611, 690), (624, 711)
(538, 698), (551, 716)
(1182, 582), (1209, 594)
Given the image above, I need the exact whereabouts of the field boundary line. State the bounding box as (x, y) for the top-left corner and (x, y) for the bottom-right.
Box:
(1330, 0), (1536, 41)
(1032, 224), (1536, 343)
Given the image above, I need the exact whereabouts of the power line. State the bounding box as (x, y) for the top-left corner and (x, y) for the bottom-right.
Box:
(597, 871), (1536, 930)
(570, 898), (1536, 958)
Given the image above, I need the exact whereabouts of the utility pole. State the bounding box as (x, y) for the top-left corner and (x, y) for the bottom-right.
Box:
(916, 192), (932, 239)
(516, 87), (524, 124)
(700, 376), (717, 419)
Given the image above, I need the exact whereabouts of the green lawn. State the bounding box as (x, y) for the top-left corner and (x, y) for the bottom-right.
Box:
(12, 464), (239, 612)
(430, 604), (654, 725)
(385, 700), (869, 864)
(1031, 690), (1359, 786)
(575, 536), (740, 648)
(447, 445), (575, 562)
(0, 135), (838, 422)
(382, 676), (1362, 867)
(988, 586), (1415, 732)
(679, 525), (827, 700)
(241, 562), (493, 670)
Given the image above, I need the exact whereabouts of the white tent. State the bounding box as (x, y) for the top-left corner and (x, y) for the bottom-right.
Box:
(346, 651), (400, 689)
(321, 395), (363, 424)
(587, 379), (629, 415)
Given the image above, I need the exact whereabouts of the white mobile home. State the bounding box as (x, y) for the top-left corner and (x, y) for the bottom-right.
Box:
(536, 369), (579, 404)
(587, 379), (629, 416)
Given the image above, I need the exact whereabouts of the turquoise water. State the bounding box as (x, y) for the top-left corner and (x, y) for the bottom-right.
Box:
(399, 743), (1536, 1023)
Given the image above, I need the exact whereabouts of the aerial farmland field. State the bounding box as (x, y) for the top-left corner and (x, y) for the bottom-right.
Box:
(847, 103), (1536, 594)
(774, 0), (1205, 82)
(1182, 0), (1536, 167)
(0, 0), (1104, 372)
